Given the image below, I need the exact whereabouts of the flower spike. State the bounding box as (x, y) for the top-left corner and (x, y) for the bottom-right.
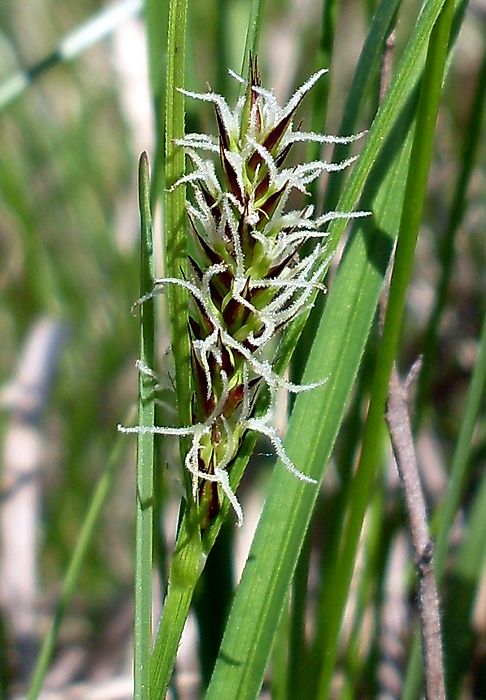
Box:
(120, 58), (370, 526)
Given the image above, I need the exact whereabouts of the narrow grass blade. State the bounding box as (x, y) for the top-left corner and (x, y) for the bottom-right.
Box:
(435, 307), (486, 579)
(134, 152), (156, 700)
(164, 0), (192, 446)
(316, 0), (455, 696)
(295, 0), (403, 374)
(443, 467), (486, 695)
(205, 0), (458, 695)
(204, 114), (412, 700)
(307, 0), (341, 159)
(26, 437), (125, 700)
(239, 0), (264, 86)
(416, 35), (486, 421)
(145, 0), (170, 203)
(322, 0), (402, 212)
(146, 2), (197, 698)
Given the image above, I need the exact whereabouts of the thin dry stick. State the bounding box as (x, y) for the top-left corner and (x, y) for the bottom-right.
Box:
(386, 363), (446, 700)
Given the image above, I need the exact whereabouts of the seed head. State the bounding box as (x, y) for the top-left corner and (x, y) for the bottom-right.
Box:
(120, 59), (370, 526)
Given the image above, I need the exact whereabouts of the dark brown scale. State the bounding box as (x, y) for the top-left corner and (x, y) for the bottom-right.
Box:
(219, 137), (242, 204)
(224, 222), (235, 254)
(249, 54), (262, 96)
(182, 264), (214, 335)
(239, 322), (269, 350)
(184, 155), (222, 219)
(256, 182), (288, 224)
(211, 418), (222, 444)
(262, 100), (306, 153)
(190, 252), (228, 310)
(198, 178), (217, 209)
(222, 374), (261, 414)
(210, 282), (227, 312)
(250, 128), (296, 206)
(222, 377), (258, 417)
(188, 315), (202, 340)
(214, 103), (231, 153)
(222, 295), (251, 330)
(188, 255), (203, 281)
(191, 294), (214, 336)
(198, 453), (221, 527)
(224, 384), (245, 414)
(247, 104), (301, 174)
(246, 326), (265, 345)
(197, 181), (223, 228)
(207, 482), (220, 523)
(218, 331), (235, 376)
(267, 249), (298, 278)
(254, 170), (271, 204)
(191, 348), (215, 418)
(238, 208), (254, 262)
(223, 277), (253, 333)
(275, 141), (294, 168)
(193, 226), (224, 268)
(246, 148), (263, 177)
(207, 260), (234, 301)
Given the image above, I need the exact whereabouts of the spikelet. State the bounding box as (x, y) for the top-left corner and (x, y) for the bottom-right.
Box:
(120, 57), (369, 526)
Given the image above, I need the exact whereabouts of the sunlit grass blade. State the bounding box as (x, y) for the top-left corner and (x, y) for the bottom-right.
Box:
(238, 0), (265, 87)
(205, 0), (460, 696)
(295, 0), (403, 375)
(316, 0), (455, 696)
(204, 116), (411, 700)
(146, 0), (194, 697)
(307, 0), (341, 160)
(435, 305), (486, 694)
(284, 0), (457, 383)
(149, 511), (205, 699)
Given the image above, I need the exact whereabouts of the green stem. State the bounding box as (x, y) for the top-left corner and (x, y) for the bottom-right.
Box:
(149, 511), (205, 700)
(134, 152), (156, 700)
(147, 3), (199, 698)
(165, 0), (192, 452)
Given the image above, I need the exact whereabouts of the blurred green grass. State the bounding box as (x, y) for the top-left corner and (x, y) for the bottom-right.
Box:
(0, 3), (144, 597)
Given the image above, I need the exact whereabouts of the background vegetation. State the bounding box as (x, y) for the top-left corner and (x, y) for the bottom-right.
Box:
(0, 0), (485, 698)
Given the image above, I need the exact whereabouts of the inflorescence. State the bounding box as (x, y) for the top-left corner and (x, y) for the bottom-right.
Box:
(119, 59), (369, 526)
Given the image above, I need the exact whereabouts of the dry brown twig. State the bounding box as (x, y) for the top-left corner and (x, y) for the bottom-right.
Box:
(377, 25), (446, 697)
(386, 362), (446, 700)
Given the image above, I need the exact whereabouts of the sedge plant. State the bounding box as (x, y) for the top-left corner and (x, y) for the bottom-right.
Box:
(10, 0), (482, 697)
(118, 52), (370, 700)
